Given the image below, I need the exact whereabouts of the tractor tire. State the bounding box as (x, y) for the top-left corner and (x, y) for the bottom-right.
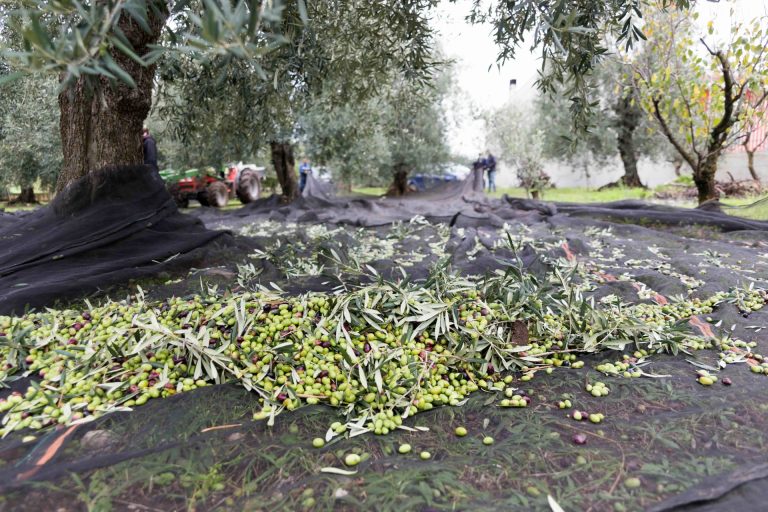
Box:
(167, 182), (189, 208)
(197, 190), (210, 207)
(206, 181), (229, 208)
(236, 168), (261, 204)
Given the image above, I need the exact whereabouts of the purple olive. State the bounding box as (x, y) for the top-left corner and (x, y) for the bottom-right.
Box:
(572, 433), (587, 445)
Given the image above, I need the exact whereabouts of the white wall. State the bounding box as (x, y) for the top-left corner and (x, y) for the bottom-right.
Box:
(494, 151), (768, 189)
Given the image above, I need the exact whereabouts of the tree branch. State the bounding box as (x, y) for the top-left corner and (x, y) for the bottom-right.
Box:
(704, 40), (740, 153)
(651, 97), (697, 171)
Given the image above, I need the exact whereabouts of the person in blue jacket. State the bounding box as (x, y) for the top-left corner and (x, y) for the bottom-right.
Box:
(298, 158), (311, 193)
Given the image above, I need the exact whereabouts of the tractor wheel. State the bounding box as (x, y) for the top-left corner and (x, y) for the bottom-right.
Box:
(236, 168), (261, 204)
(167, 182), (189, 208)
(206, 181), (229, 208)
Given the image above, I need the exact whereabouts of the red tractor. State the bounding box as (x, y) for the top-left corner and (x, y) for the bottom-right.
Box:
(164, 165), (264, 208)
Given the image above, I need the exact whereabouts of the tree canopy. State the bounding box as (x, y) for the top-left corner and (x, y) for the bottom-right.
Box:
(628, 6), (768, 202)
(466, 0), (707, 128)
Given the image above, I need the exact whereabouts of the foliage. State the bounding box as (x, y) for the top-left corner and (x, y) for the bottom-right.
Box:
(483, 102), (549, 197)
(534, 90), (617, 187)
(0, 73), (61, 192)
(1, 1), (290, 89)
(149, 0), (438, 170)
(301, 66), (452, 188)
(1, 233), (765, 437)
(628, 6), (768, 199)
(463, 0), (705, 130)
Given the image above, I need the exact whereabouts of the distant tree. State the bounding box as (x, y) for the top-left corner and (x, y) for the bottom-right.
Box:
(0, 74), (61, 203)
(301, 100), (389, 191)
(630, 8), (768, 203)
(464, 0), (711, 130)
(484, 103), (549, 198)
(379, 74), (452, 195)
(302, 66), (451, 195)
(535, 91), (617, 188)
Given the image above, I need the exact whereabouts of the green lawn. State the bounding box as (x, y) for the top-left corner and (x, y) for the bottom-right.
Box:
(351, 187), (387, 196)
(489, 186), (653, 202)
(0, 201), (43, 212)
(352, 186), (653, 202)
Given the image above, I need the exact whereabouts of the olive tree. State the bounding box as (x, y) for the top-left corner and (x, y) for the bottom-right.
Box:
(629, 9), (768, 203)
(534, 89), (617, 189)
(464, 0), (713, 130)
(1, 0), (437, 195)
(483, 102), (548, 198)
(154, 0), (437, 200)
(0, 73), (61, 202)
(302, 66), (451, 195)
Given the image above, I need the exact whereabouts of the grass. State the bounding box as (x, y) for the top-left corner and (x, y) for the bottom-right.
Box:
(0, 201), (44, 212)
(350, 186), (654, 202)
(488, 186), (653, 202)
(352, 187), (387, 196)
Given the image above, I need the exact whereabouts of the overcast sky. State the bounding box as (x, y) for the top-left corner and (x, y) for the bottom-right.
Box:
(434, 0), (768, 158)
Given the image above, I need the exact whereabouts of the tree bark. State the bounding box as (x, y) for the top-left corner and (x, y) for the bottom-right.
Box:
(270, 141), (298, 201)
(747, 150), (759, 181)
(10, 186), (37, 204)
(389, 163), (409, 196)
(694, 156), (719, 203)
(55, 3), (167, 192)
(615, 94), (644, 188)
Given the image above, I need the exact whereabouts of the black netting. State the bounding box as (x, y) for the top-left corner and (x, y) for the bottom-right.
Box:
(1, 169), (768, 511)
(0, 166), (228, 315)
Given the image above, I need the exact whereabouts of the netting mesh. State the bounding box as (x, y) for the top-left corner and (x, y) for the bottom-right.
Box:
(1, 169), (768, 511)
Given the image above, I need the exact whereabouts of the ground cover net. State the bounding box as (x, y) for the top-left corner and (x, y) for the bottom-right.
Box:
(1, 169), (768, 511)
(0, 166), (229, 316)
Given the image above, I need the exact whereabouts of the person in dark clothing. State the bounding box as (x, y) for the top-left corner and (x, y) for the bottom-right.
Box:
(142, 128), (158, 173)
(485, 151), (497, 192)
(471, 154), (486, 192)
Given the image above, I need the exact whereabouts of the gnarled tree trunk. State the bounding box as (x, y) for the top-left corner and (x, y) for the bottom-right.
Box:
(270, 141), (298, 201)
(10, 186), (37, 204)
(694, 156), (719, 203)
(55, 4), (167, 192)
(389, 163), (409, 196)
(615, 94), (644, 188)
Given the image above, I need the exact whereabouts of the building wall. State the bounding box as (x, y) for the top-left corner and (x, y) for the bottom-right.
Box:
(494, 151), (768, 189)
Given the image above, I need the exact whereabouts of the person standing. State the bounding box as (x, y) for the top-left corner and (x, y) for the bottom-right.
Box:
(298, 158), (311, 193)
(471, 154), (485, 192)
(485, 151), (497, 192)
(142, 128), (158, 173)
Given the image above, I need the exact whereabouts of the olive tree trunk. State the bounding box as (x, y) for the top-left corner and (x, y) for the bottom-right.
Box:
(694, 156), (719, 203)
(270, 141), (299, 201)
(55, 4), (167, 192)
(389, 163), (409, 196)
(615, 94), (644, 188)
(10, 186), (37, 204)
(747, 150), (759, 181)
